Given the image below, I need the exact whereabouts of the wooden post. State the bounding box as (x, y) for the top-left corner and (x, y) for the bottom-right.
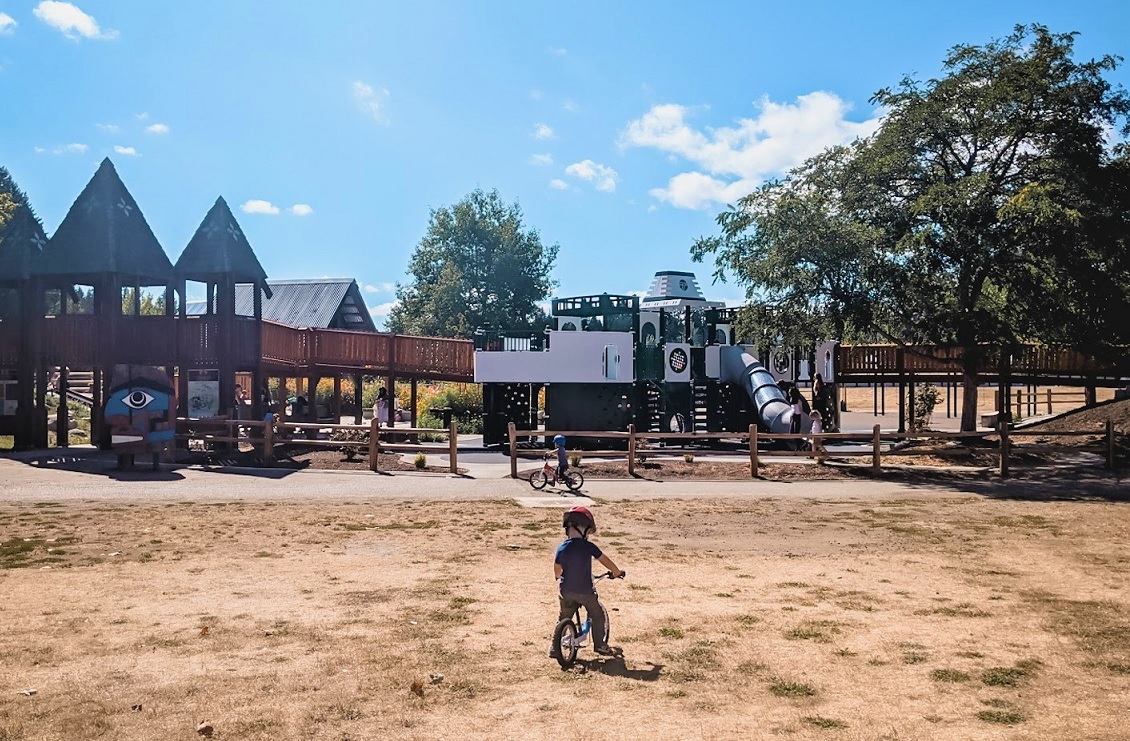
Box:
(449, 420), (458, 474)
(749, 424), (758, 478)
(369, 417), (380, 471)
(999, 421), (1010, 478)
(508, 421), (517, 479)
(1108, 419), (1116, 469)
(896, 347), (906, 433)
(627, 424), (636, 477)
(263, 420), (274, 462)
(872, 424), (881, 476)
(332, 375), (342, 422)
(57, 367), (69, 448)
(1046, 388), (1052, 416)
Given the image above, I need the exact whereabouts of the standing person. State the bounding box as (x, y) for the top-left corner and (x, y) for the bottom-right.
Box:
(374, 387), (389, 427)
(233, 384), (246, 420)
(550, 506), (623, 658)
(810, 409), (826, 463)
(789, 386), (804, 434)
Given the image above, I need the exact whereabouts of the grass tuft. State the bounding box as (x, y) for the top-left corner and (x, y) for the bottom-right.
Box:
(768, 678), (816, 697)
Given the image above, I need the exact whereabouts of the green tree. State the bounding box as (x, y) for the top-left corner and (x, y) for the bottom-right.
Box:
(694, 25), (1130, 430)
(387, 188), (558, 338)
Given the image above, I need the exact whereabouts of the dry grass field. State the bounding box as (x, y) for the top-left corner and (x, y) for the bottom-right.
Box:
(2, 492), (1129, 740)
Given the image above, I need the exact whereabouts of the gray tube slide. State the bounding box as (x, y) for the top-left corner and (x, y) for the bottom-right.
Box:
(720, 345), (795, 434)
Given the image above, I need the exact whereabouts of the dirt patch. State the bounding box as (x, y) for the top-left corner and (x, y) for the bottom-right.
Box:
(182, 444), (462, 474)
(1, 495), (1128, 739)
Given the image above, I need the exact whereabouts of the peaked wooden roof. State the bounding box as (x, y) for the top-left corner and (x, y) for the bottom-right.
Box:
(35, 158), (172, 284)
(0, 204), (49, 285)
(175, 196), (271, 295)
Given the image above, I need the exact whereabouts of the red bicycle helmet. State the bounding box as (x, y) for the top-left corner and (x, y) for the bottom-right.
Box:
(563, 506), (595, 536)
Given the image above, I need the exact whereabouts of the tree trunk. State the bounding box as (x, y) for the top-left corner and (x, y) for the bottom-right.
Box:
(961, 371), (979, 432)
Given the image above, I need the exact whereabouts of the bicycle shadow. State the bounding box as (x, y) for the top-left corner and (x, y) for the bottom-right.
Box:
(581, 654), (664, 681)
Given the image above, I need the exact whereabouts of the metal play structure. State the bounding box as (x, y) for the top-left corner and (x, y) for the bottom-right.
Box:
(475, 270), (836, 447)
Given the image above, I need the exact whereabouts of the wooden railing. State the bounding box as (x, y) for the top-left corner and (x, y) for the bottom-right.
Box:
(175, 416), (462, 474)
(0, 316), (473, 380)
(507, 422), (1122, 479)
(838, 343), (1129, 379)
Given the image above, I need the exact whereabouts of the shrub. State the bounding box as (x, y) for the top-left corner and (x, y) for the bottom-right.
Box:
(414, 452), (427, 469)
(683, 452), (695, 463)
(569, 452), (582, 468)
(912, 383), (941, 430)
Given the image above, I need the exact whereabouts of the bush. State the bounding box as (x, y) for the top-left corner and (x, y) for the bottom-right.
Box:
(913, 383), (941, 431)
(414, 452), (427, 469)
(569, 452), (582, 468)
(683, 452), (695, 463)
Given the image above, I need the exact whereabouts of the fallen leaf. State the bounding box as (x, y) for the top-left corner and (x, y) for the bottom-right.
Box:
(410, 680), (425, 697)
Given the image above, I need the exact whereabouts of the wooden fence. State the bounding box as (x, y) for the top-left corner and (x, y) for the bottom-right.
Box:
(175, 417), (461, 474)
(507, 422), (1121, 479)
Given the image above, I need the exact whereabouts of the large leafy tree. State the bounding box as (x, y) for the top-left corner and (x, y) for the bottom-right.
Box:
(387, 188), (558, 338)
(694, 25), (1130, 430)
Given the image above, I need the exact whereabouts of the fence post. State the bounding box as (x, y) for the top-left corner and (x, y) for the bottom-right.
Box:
(627, 424), (636, 477)
(750, 424), (758, 478)
(449, 420), (458, 474)
(508, 422), (517, 479)
(872, 425), (881, 476)
(369, 417), (380, 472)
(1046, 388), (1053, 416)
(263, 421), (273, 462)
(998, 420), (1010, 478)
(1108, 419), (1116, 469)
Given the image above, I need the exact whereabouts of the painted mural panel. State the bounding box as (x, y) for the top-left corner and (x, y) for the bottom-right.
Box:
(104, 365), (176, 455)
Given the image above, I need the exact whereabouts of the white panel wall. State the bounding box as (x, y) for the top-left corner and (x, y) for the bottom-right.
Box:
(475, 331), (635, 383)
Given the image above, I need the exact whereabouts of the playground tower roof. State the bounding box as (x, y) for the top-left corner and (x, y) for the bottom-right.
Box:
(0, 204), (48, 285)
(185, 278), (376, 331)
(640, 270), (725, 310)
(35, 158), (172, 285)
(175, 196), (272, 297)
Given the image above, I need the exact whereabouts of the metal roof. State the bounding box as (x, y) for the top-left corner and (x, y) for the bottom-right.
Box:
(185, 278), (376, 331)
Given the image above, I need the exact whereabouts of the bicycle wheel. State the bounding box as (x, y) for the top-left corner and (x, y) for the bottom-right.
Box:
(529, 469), (549, 490)
(564, 470), (585, 491)
(552, 618), (579, 668)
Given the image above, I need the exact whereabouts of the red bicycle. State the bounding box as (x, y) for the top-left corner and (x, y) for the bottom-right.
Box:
(529, 453), (584, 491)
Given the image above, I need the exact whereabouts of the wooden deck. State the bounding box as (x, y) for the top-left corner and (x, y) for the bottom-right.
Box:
(0, 316), (475, 381)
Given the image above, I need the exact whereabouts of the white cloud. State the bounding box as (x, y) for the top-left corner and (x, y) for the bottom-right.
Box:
(33, 1), (118, 40)
(36, 142), (87, 155)
(363, 283), (396, 294)
(241, 199), (280, 215)
(113, 145), (139, 156)
(96, 123), (119, 133)
(565, 159), (619, 192)
(563, 98), (578, 113)
(289, 203), (314, 216)
(368, 301), (397, 318)
(136, 112), (149, 121)
(353, 80), (390, 124)
(529, 153), (553, 166)
(621, 93), (881, 209)
(529, 89), (544, 101)
(548, 47), (567, 57)
(0, 12), (17, 34)
(532, 123), (555, 140)
(145, 123), (170, 134)
(549, 179), (570, 190)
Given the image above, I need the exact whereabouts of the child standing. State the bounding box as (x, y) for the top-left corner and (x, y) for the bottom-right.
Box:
(810, 409), (826, 463)
(550, 506), (623, 657)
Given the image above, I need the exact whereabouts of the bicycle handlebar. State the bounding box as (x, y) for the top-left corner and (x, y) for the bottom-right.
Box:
(595, 570), (626, 580)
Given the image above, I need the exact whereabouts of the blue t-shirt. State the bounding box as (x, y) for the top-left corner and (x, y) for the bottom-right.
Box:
(556, 445), (568, 472)
(555, 537), (602, 594)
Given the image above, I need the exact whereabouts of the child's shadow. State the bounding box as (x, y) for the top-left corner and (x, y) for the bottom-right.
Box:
(583, 654), (664, 682)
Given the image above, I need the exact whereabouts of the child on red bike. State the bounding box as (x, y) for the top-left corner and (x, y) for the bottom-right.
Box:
(550, 505), (623, 657)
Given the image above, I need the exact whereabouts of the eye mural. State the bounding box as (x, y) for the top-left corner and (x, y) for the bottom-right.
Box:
(103, 365), (176, 455)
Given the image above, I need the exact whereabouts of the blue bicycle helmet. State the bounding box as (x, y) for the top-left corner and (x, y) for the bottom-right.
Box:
(553, 434), (566, 446)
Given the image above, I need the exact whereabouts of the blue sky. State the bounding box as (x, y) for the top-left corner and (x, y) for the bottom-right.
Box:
(2, 1), (1128, 327)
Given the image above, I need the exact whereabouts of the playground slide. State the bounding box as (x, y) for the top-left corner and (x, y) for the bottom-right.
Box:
(719, 345), (796, 434)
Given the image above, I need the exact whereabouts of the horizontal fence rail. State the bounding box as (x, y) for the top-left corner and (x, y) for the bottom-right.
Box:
(175, 416), (462, 474)
(507, 422), (1121, 480)
(837, 343), (1130, 380)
